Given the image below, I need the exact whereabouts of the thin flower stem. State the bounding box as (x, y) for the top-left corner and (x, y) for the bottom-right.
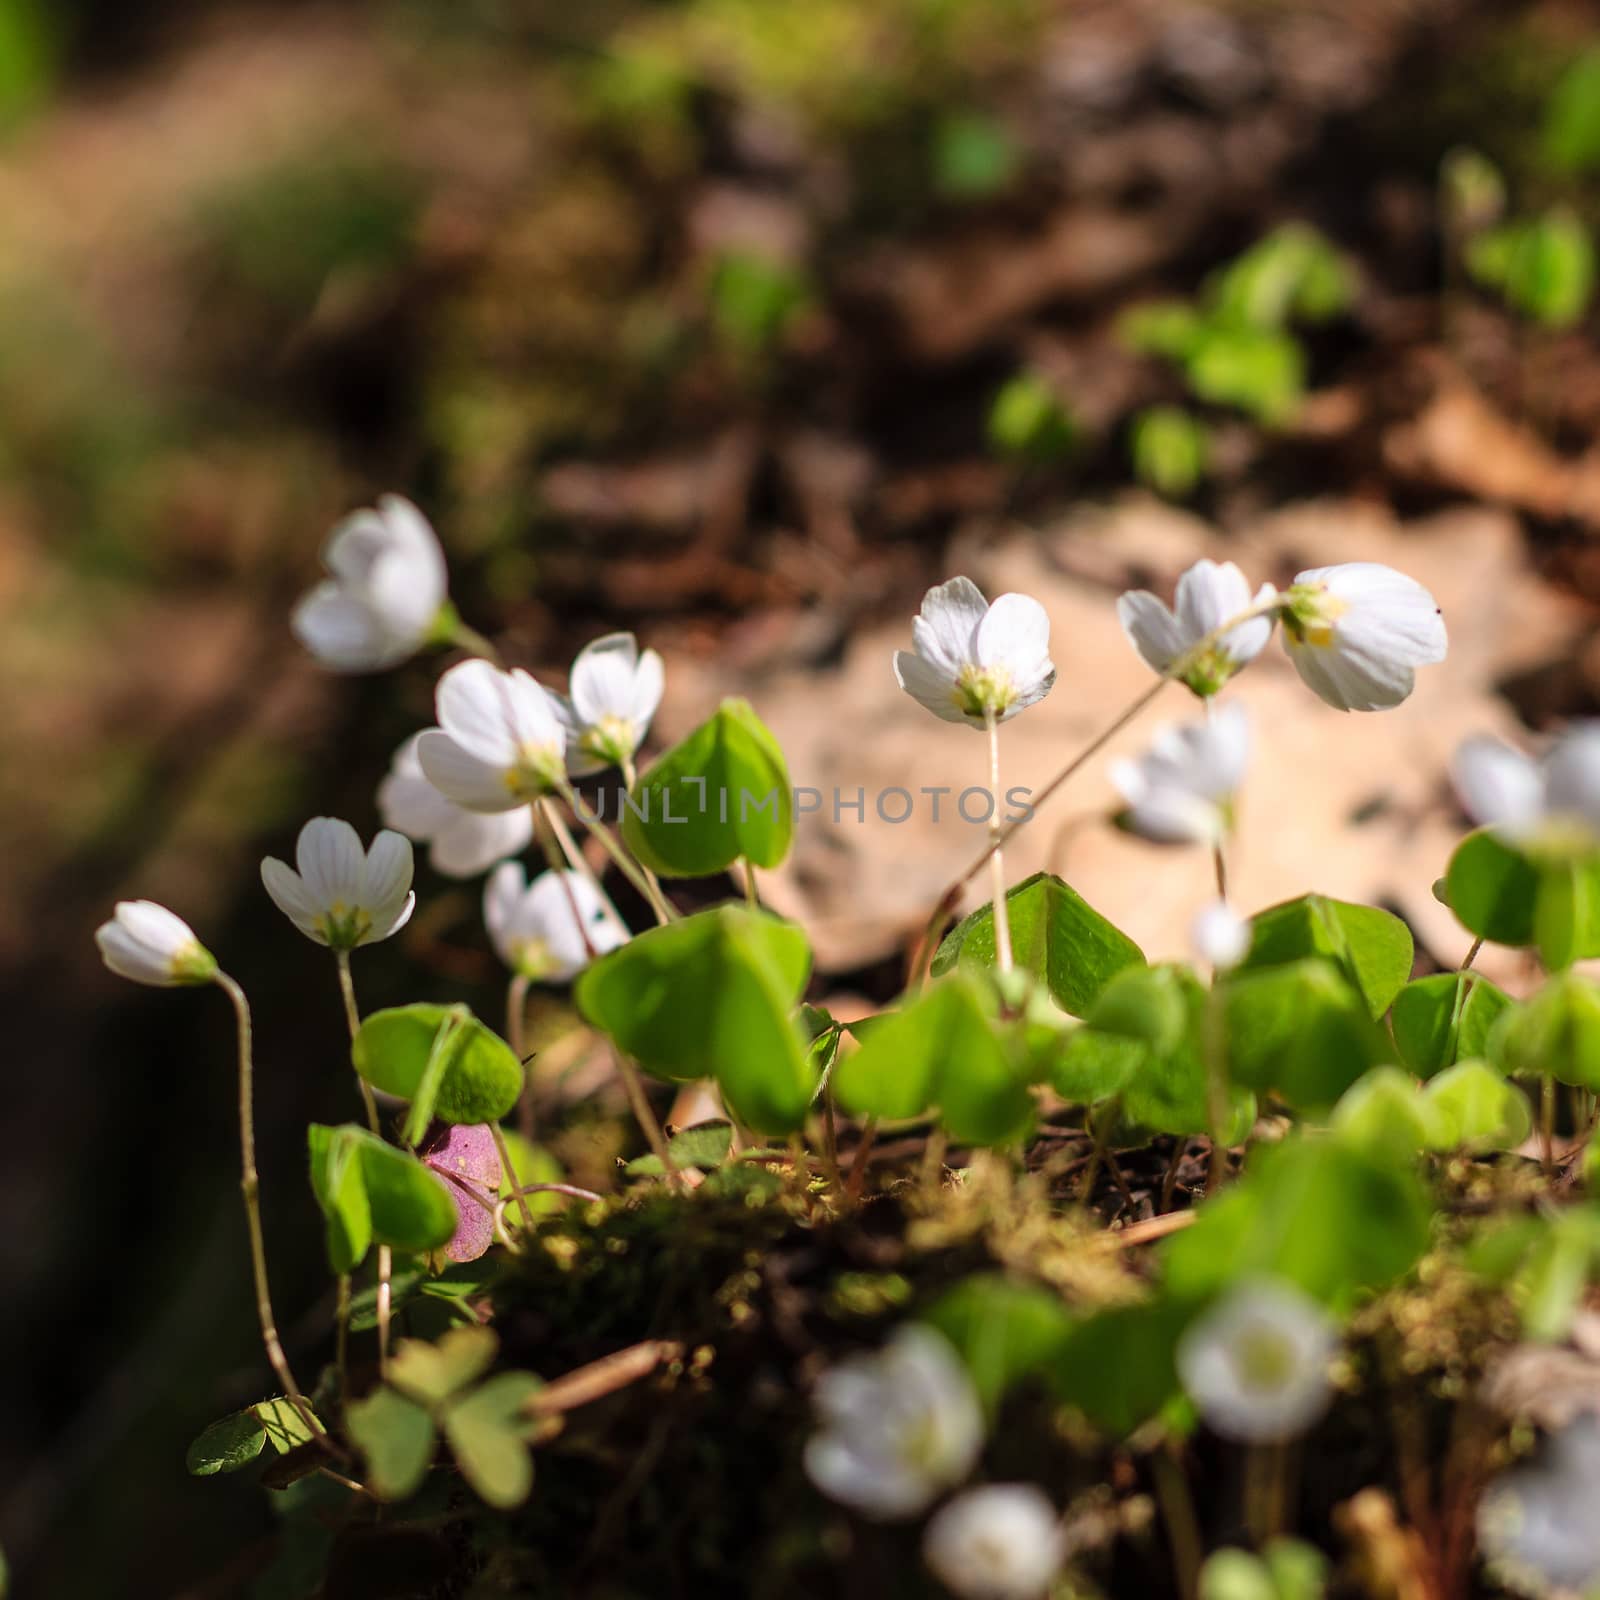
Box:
(918, 596), (1282, 963)
(539, 797), (632, 942)
(317, 1466), (375, 1497)
(612, 1048), (681, 1188)
(985, 710), (1014, 975)
(334, 951), (381, 1135)
(450, 619), (503, 666)
(1541, 1075), (1557, 1176)
(489, 1122), (539, 1238)
(508, 1180), (605, 1205)
(620, 754), (672, 916)
(335, 1273), (351, 1399)
(334, 955), (391, 1377)
(1203, 987), (1231, 1198)
(555, 778), (675, 925)
(1159, 1139), (1188, 1213)
(214, 972), (327, 1448)
(821, 1090), (843, 1196)
(507, 973), (534, 1140)
(743, 859), (761, 910)
(1461, 935), (1484, 972)
(1151, 1442), (1203, 1600)
(1212, 840), (1228, 901)
(846, 1117), (878, 1203)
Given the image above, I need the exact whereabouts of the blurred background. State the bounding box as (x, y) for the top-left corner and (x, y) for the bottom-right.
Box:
(4, 0), (1600, 1592)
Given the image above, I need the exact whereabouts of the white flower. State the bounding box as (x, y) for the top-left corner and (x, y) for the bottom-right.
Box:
(923, 1485), (1065, 1600)
(483, 863), (624, 980)
(1177, 1278), (1337, 1443)
(1453, 723), (1600, 856)
(416, 660), (567, 812)
(893, 577), (1056, 728)
(554, 633), (665, 776)
(378, 735), (534, 878)
(1110, 702), (1250, 846)
(804, 1325), (984, 1519)
(1118, 559), (1276, 698)
(1191, 899), (1251, 972)
(261, 818), (416, 950)
(95, 901), (216, 987)
(291, 496), (449, 672)
(1280, 562), (1446, 712)
(1478, 1413), (1600, 1598)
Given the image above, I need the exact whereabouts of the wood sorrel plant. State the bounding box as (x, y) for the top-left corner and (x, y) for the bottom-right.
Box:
(102, 497), (1600, 1600)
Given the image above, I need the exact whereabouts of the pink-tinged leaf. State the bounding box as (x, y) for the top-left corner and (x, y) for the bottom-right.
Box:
(422, 1123), (502, 1263)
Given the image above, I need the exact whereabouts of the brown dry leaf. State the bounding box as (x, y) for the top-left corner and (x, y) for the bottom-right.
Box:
(650, 496), (1587, 980)
(1385, 368), (1600, 531)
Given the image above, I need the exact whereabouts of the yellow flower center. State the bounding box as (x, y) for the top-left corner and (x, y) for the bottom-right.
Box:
(954, 663), (1016, 719)
(1282, 583), (1349, 648)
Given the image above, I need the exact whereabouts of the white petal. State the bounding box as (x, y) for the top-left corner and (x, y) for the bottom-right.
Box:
(526, 870), (619, 979)
(1226, 582), (1279, 665)
(1174, 559), (1253, 641)
(803, 1435), (935, 1520)
(1177, 1279), (1335, 1444)
(416, 730), (522, 813)
(1311, 563), (1447, 667)
(923, 1485), (1064, 1600)
(1117, 591), (1185, 673)
(1204, 701), (1252, 793)
(1001, 665), (1057, 721)
(1283, 629), (1411, 712)
(436, 660), (522, 765)
(1191, 900), (1251, 971)
(115, 899), (199, 958)
(630, 648), (666, 728)
(507, 669), (565, 751)
(322, 509), (395, 587)
(96, 902), (206, 985)
(569, 633), (640, 725)
(96, 921), (176, 984)
(911, 576), (989, 674)
(361, 830), (415, 921)
(377, 761), (459, 843)
(365, 545), (441, 649)
(1542, 724), (1600, 830)
(1107, 756), (1149, 808)
(893, 649), (969, 725)
(374, 495), (448, 606)
(1453, 738), (1543, 837)
(291, 583), (388, 672)
(1126, 786), (1225, 845)
(483, 861), (528, 967)
(294, 817), (365, 910)
(974, 593), (1052, 680)
(261, 857), (327, 942)
(369, 891), (416, 944)
(429, 807), (533, 878)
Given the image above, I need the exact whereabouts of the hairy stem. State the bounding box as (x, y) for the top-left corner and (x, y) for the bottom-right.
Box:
(334, 954), (391, 1377)
(985, 711), (1014, 975)
(553, 777), (672, 928)
(539, 797), (632, 942)
(612, 1049), (681, 1188)
(450, 618), (503, 666)
(507, 973), (533, 1140)
(918, 596), (1282, 960)
(1203, 987), (1231, 1198)
(554, 781), (675, 926)
(335, 951), (381, 1135)
(215, 972), (327, 1447)
(489, 1122), (539, 1238)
